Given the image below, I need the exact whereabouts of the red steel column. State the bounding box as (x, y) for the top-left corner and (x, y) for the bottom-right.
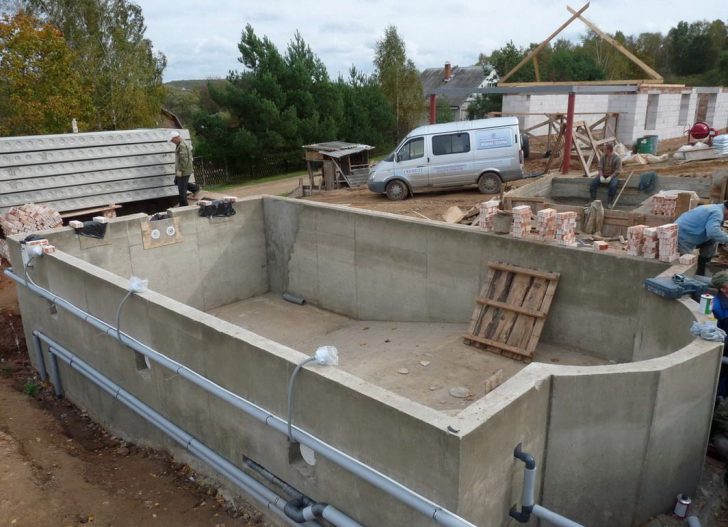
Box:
(429, 94), (437, 124)
(561, 92), (576, 174)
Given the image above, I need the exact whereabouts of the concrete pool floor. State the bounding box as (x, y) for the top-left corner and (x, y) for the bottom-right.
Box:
(208, 293), (609, 413)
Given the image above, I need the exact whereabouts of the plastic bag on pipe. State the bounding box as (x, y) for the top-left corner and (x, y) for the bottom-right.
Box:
(314, 346), (339, 366)
(127, 276), (148, 293)
(690, 321), (726, 342)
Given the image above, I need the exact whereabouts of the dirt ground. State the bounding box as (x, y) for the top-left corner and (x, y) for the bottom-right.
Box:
(0, 268), (270, 527)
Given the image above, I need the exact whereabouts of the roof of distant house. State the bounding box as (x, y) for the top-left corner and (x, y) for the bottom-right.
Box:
(420, 65), (489, 107)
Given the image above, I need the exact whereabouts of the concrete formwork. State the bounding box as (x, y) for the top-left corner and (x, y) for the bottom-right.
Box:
(7, 197), (722, 527)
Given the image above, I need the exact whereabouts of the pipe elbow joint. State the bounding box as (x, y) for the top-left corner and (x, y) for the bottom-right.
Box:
(509, 504), (533, 523)
(514, 443), (536, 469)
(284, 498), (307, 523)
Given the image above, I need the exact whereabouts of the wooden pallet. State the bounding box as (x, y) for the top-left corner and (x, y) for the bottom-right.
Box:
(464, 262), (560, 362)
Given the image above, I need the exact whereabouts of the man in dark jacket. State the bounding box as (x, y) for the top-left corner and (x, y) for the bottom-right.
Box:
(589, 143), (622, 207)
(169, 131), (200, 206)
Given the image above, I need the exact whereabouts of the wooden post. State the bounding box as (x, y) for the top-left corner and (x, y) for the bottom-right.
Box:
(429, 94), (437, 124)
(561, 92), (576, 174)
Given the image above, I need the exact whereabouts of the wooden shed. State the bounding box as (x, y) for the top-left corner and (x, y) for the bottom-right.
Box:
(303, 141), (374, 191)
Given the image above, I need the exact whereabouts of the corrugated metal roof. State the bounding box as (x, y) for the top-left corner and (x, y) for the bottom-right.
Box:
(420, 66), (488, 107)
(303, 141), (374, 157)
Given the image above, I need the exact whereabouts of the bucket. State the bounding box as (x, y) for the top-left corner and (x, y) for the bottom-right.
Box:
(636, 137), (651, 154)
(644, 134), (659, 155)
(493, 211), (513, 234)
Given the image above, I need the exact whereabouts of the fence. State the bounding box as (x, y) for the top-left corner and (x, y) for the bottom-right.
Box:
(193, 155), (306, 187)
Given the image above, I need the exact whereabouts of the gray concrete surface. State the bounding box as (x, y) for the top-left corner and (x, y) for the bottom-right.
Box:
(7, 195), (722, 527)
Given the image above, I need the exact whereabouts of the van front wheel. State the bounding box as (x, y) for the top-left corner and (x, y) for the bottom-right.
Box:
(385, 180), (409, 201)
(478, 173), (502, 194)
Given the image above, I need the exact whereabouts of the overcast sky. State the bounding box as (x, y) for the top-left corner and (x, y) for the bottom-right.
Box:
(134, 1), (727, 82)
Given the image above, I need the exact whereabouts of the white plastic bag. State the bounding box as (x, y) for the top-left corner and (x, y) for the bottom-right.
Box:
(690, 321), (726, 342)
(128, 276), (148, 293)
(314, 346), (339, 366)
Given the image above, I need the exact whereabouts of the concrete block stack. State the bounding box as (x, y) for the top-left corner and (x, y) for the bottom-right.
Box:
(642, 227), (659, 259)
(535, 208), (557, 241)
(478, 200), (500, 232)
(626, 225), (647, 256)
(511, 205), (532, 238)
(555, 211), (577, 246)
(651, 194), (678, 217)
(0, 203), (63, 262)
(656, 223), (679, 263)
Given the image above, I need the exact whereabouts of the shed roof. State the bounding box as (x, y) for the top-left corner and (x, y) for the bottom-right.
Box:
(303, 141), (374, 158)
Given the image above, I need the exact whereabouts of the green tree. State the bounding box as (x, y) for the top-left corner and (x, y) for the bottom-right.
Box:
(13, 0), (166, 130)
(373, 25), (423, 141)
(435, 96), (454, 123)
(466, 94), (502, 120)
(0, 12), (91, 135)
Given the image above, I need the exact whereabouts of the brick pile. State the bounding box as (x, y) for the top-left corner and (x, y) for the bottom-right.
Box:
(536, 208), (557, 241)
(656, 223), (679, 263)
(651, 194), (678, 216)
(555, 211), (577, 246)
(626, 224), (647, 256)
(511, 205), (532, 238)
(642, 227), (659, 259)
(478, 200), (500, 232)
(0, 203), (63, 262)
(679, 253), (697, 265)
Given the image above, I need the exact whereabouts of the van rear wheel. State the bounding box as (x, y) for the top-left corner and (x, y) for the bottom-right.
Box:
(385, 180), (409, 201)
(478, 173), (502, 194)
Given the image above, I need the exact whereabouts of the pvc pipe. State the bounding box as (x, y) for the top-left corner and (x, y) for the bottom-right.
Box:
(522, 467), (536, 508)
(533, 504), (584, 527)
(687, 516), (702, 527)
(47, 348), (63, 397)
(31, 333), (47, 381)
(38, 332), (319, 527)
(282, 292), (305, 305)
(8, 268), (476, 527)
(288, 356), (316, 440)
(722, 357), (728, 365)
(323, 505), (365, 527)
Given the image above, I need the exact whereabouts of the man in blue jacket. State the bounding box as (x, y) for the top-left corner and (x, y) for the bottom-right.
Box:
(676, 201), (728, 275)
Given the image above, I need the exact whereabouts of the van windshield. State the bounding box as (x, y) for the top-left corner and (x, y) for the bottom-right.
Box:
(384, 151), (394, 162)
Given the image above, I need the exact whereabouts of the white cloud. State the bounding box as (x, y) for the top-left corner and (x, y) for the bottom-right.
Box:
(134, 0), (728, 81)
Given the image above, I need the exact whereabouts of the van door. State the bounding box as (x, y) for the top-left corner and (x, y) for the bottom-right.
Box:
(393, 136), (429, 189)
(471, 126), (523, 182)
(429, 132), (473, 187)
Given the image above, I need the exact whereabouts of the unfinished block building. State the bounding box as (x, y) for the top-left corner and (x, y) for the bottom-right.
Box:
(6, 195), (722, 527)
(503, 86), (728, 145)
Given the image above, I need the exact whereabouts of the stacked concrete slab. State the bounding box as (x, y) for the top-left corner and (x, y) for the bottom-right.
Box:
(0, 129), (191, 214)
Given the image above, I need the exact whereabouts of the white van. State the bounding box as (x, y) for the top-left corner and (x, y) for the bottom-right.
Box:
(368, 117), (524, 200)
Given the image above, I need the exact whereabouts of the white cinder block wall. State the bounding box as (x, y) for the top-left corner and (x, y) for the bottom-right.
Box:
(503, 87), (727, 146)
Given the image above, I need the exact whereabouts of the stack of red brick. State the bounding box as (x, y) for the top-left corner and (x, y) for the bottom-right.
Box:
(536, 208), (557, 241)
(651, 194), (678, 216)
(626, 224), (646, 256)
(511, 205), (532, 238)
(656, 223), (679, 262)
(555, 211), (577, 246)
(642, 227), (659, 259)
(478, 200), (500, 232)
(0, 204), (63, 262)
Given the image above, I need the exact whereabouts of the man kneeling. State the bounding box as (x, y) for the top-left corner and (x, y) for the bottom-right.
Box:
(589, 143), (622, 207)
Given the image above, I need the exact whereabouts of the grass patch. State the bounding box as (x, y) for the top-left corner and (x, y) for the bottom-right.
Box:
(23, 380), (39, 397)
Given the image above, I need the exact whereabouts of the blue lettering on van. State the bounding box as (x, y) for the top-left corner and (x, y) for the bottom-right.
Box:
(401, 168), (423, 175)
(432, 164), (467, 173)
(475, 129), (512, 150)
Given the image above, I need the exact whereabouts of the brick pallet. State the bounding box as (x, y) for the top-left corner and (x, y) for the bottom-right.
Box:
(555, 211), (577, 246)
(536, 208), (557, 241)
(478, 200), (500, 232)
(511, 205), (532, 238)
(0, 203), (63, 261)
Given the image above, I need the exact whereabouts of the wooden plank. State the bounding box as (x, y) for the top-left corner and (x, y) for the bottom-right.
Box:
(525, 279), (559, 355)
(488, 262), (560, 281)
(475, 300), (546, 318)
(566, 5), (663, 81)
(533, 56), (540, 82)
(498, 79), (655, 87)
(463, 334), (531, 358)
(478, 270), (515, 340)
(60, 204), (121, 219)
(488, 274), (532, 344)
(500, 2), (590, 83)
(507, 277), (549, 350)
(467, 267), (495, 336)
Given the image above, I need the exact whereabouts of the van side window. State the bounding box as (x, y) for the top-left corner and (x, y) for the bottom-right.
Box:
(432, 133), (470, 156)
(397, 137), (424, 161)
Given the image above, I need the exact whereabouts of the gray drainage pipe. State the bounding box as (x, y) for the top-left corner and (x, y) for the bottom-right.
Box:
(34, 331), (351, 527)
(509, 443), (584, 527)
(8, 267), (475, 527)
(687, 517), (701, 527)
